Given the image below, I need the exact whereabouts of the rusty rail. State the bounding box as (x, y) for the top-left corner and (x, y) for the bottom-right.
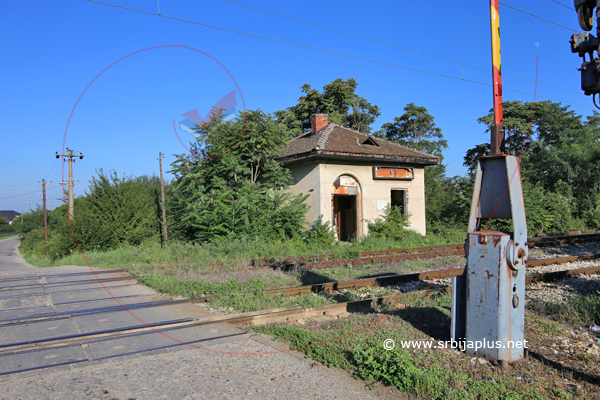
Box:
(248, 253), (600, 299)
(129, 233), (600, 275)
(526, 254), (600, 267)
(527, 233), (600, 248)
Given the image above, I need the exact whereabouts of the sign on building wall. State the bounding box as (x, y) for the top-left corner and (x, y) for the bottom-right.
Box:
(373, 166), (414, 180)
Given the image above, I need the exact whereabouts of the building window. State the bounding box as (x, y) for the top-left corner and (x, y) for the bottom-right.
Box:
(391, 189), (407, 215)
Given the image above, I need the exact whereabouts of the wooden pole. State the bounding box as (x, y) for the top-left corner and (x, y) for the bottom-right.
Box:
(159, 152), (168, 242)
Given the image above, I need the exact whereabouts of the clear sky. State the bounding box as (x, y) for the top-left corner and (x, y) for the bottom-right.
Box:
(0, 0), (593, 214)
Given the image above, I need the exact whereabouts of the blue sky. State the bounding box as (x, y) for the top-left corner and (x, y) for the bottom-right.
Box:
(0, 0), (593, 213)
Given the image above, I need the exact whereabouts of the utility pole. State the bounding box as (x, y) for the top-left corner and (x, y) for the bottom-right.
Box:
(56, 148), (84, 219)
(25, 200), (34, 213)
(159, 152), (168, 242)
(38, 179), (52, 242)
(48, 202), (55, 210)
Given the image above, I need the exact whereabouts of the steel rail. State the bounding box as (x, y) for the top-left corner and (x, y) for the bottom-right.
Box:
(0, 297), (207, 326)
(3, 259), (598, 356)
(0, 288), (448, 356)
(0, 261), (598, 377)
(0, 331), (248, 377)
(527, 233), (600, 248)
(0, 269), (127, 283)
(259, 253), (600, 297)
(0, 283), (139, 300)
(0, 275), (135, 291)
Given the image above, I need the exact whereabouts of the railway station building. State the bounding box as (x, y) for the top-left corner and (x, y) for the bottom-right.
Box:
(277, 114), (440, 240)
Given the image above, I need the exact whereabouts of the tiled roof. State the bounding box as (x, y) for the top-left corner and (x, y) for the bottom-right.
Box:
(0, 210), (21, 222)
(277, 124), (440, 165)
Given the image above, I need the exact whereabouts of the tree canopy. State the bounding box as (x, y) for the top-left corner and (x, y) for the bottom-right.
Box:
(463, 101), (584, 171)
(168, 109), (308, 242)
(465, 100), (600, 234)
(375, 102), (448, 156)
(275, 78), (380, 135)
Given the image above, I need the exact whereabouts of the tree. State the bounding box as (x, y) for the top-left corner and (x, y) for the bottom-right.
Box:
(275, 78), (381, 135)
(375, 103), (447, 156)
(169, 110), (309, 242)
(375, 103), (459, 229)
(0, 216), (12, 233)
(466, 100), (600, 234)
(72, 171), (163, 251)
(464, 100), (584, 172)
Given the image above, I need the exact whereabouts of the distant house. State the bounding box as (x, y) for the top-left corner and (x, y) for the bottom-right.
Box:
(276, 114), (440, 240)
(0, 210), (21, 225)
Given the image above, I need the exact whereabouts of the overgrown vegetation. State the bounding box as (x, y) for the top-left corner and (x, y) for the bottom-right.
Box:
(0, 217), (16, 238)
(14, 81), (600, 268)
(528, 290), (600, 325)
(21, 228), (464, 270)
(137, 273), (331, 313)
(252, 297), (581, 399)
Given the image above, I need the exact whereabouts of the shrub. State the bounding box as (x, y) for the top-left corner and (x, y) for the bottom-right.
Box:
(305, 215), (335, 246)
(367, 206), (411, 240)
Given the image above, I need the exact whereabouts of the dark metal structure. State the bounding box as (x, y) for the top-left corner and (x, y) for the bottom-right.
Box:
(571, 0), (600, 106)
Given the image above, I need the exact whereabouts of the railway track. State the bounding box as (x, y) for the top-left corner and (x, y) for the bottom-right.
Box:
(1, 232), (599, 377)
(148, 232), (600, 275)
(1, 260), (598, 376)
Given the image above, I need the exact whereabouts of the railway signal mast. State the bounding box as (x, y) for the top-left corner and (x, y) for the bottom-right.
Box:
(571, 1), (600, 107)
(451, 0), (529, 365)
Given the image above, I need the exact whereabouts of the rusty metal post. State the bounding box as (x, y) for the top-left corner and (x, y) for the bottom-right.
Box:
(452, 156), (528, 363)
(451, 1), (528, 364)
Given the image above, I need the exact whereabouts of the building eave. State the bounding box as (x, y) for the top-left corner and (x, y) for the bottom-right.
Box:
(276, 150), (440, 166)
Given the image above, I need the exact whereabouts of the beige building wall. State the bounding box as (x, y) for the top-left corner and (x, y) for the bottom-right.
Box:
(285, 160), (427, 236)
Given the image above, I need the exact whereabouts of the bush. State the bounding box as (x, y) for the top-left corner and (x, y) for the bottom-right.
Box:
(305, 215), (335, 246)
(352, 346), (419, 390)
(367, 206), (411, 240)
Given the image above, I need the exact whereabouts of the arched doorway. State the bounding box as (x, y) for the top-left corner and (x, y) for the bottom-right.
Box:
(332, 175), (362, 241)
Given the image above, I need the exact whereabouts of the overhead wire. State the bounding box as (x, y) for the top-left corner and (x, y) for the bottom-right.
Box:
(224, 0), (583, 96)
(499, 2), (579, 32)
(87, 0), (591, 109)
(549, 0), (575, 11)
(44, 158), (59, 181)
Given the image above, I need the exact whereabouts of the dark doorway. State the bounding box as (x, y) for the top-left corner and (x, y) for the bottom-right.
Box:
(333, 195), (356, 241)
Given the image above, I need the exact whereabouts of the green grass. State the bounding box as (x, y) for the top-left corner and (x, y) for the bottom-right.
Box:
(138, 273), (332, 313)
(253, 295), (576, 400)
(527, 291), (600, 325)
(20, 227), (466, 270)
(0, 231), (18, 240)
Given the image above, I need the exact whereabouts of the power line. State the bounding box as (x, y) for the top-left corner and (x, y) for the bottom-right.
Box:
(88, 0), (591, 109)
(225, 0), (474, 68)
(45, 158), (58, 181)
(499, 2), (578, 32)
(0, 186), (60, 200)
(225, 0), (583, 96)
(549, 0), (574, 11)
(0, 189), (40, 200)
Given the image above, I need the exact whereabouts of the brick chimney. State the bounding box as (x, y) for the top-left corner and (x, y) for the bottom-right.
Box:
(311, 114), (328, 132)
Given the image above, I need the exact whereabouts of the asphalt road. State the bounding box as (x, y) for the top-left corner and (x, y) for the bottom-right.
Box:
(0, 237), (379, 400)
